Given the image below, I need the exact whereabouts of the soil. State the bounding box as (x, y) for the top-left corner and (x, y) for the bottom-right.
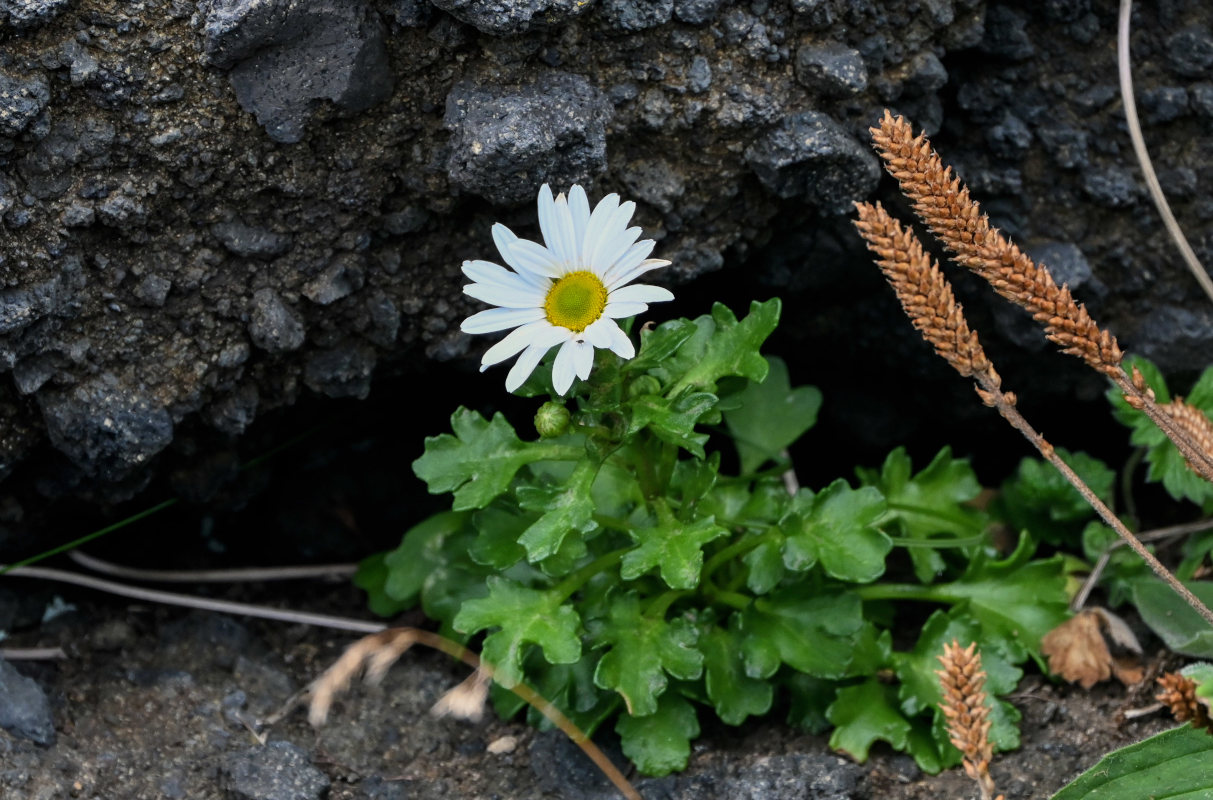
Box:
(0, 579), (1180, 800)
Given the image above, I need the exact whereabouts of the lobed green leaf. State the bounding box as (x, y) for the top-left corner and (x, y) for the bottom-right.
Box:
(723, 356), (822, 475)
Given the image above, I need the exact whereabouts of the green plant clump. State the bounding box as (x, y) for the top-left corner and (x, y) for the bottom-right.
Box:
(359, 299), (1082, 776)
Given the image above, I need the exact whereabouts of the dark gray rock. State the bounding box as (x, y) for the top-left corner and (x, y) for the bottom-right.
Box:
(222, 740), (330, 800)
(133, 274), (172, 307)
(212, 220), (293, 259)
(1081, 166), (1140, 208)
(248, 289), (306, 353)
(725, 753), (862, 799)
(673, 0), (722, 26)
(430, 0), (592, 34)
(445, 71), (612, 204)
(1133, 305), (1213, 374)
(794, 42), (867, 96)
(0, 658), (55, 745)
(304, 341), (377, 399)
(1166, 26), (1213, 79)
(387, 0), (430, 27)
(302, 254), (365, 305)
(745, 111), (880, 213)
(985, 112), (1032, 159)
(201, 0), (393, 143)
(39, 375), (174, 478)
(600, 0), (674, 31)
(0, 70), (50, 139)
(1140, 87), (1189, 124)
(687, 55), (712, 93)
(0, 0), (69, 30)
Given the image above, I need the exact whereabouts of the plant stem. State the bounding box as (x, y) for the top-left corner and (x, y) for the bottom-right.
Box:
(551, 548), (630, 604)
(644, 590), (690, 618)
(853, 583), (955, 603)
(702, 530), (779, 581)
(982, 375), (1213, 628)
(882, 501), (981, 531)
(701, 582), (752, 610)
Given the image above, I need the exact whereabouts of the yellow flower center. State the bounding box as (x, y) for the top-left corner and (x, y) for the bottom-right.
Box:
(544, 270), (608, 332)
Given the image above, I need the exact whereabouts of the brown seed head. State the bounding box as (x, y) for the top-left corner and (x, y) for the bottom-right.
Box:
(870, 110), (1122, 376)
(853, 201), (999, 390)
(1157, 672), (1213, 733)
(937, 640), (997, 796)
(1162, 399), (1213, 473)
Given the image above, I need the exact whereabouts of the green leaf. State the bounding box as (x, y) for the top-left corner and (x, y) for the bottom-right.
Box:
(468, 506), (529, 569)
(701, 622), (773, 725)
(782, 672), (835, 734)
(738, 587), (864, 679)
(743, 539), (785, 595)
(383, 510), (471, 605)
(453, 577), (582, 687)
(723, 356), (822, 474)
(414, 408), (577, 510)
(514, 459), (600, 561)
(1050, 725), (1213, 800)
(354, 553), (411, 617)
(781, 480), (890, 582)
(998, 449), (1115, 543)
(858, 447), (986, 583)
(625, 392), (716, 458)
(934, 533), (1072, 661)
(616, 692), (700, 777)
(621, 512), (728, 590)
(592, 594), (704, 716)
(670, 452), (720, 510)
(826, 679), (912, 762)
(1130, 577), (1213, 658)
(626, 318), (699, 375)
(659, 300), (782, 395)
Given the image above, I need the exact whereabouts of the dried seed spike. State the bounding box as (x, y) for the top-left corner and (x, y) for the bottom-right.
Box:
(1162, 399), (1213, 474)
(870, 110), (1123, 377)
(1157, 672), (1213, 734)
(853, 202), (1000, 390)
(937, 640), (999, 800)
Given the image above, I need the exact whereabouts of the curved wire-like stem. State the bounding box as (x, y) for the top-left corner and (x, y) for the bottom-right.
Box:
(1118, 0), (1213, 305)
(67, 550), (358, 583)
(2, 564), (388, 634)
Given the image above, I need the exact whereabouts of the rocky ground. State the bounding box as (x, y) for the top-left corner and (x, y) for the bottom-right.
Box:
(0, 580), (1179, 800)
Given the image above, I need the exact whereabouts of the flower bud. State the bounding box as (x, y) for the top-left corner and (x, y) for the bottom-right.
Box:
(534, 401), (571, 438)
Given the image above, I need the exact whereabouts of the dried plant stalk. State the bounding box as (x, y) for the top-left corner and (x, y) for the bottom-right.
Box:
(870, 110), (1213, 484)
(1156, 672), (1213, 734)
(306, 627), (643, 800)
(937, 641), (1000, 800)
(852, 202), (1213, 628)
(1164, 399), (1213, 474)
(870, 110), (1122, 377)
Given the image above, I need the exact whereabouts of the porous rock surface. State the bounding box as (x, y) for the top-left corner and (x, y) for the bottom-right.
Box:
(0, 0), (1211, 518)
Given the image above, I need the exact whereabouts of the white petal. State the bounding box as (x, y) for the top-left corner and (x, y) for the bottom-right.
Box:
(492, 224), (548, 288)
(461, 260), (533, 292)
(602, 239), (655, 285)
(550, 193), (579, 268)
(572, 340), (595, 380)
(536, 185), (560, 257)
(551, 339), (579, 395)
(480, 321), (553, 368)
(607, 283), (674, 305)
(581, 193), (620, 266)
(507, 238), (563, 279)
(506, 340), (555, 393)
(464, 281), (544, 308)
(568, 185), (591, 245)
(582, 317), (614, 348)
(591, 223), (642, 277)
(608, 258), (672, 290)
(602, 301), (649, 319)
(606, 319), (636, 359)
(461, 306), (545, 334)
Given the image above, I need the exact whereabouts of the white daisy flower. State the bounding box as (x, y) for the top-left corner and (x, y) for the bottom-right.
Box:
(460, 184), (674, 395)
